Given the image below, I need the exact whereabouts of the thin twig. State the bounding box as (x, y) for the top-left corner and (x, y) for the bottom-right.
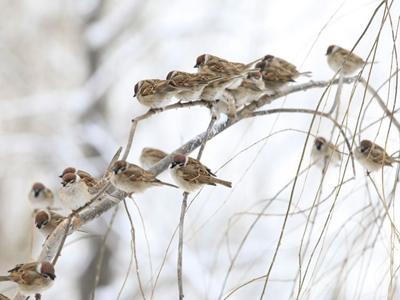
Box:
(121, 199), (147, 300)
(177, 192), (188, 300)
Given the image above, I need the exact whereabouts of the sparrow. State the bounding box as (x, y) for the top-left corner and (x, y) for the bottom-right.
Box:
(34, 209), (65, 238)
(170, 154), (232, 192)
(59, 172), (96, 211)
(166, 70), (220, 102)
(311, 136), (341, 167)
(326, 45), (370, 75)
(262, 55), (312, 78)
(110, 160), (178, 194)
(355, 139), (397, 172)
(194, 54), (247, 76)
(255, 57), (310, 91)
(255, 60), (295, 90)
(227, 70), (268, 107)
(0, 261), (55, 296)
(28, 183), (54, 210)
(139, 147), (168, 169)
(134, 79), (179, 108)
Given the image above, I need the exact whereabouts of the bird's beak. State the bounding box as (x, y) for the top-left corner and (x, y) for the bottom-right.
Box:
(133, 92), (137, 97)
(170, 162), (177, 168)
(34, 190), (40, 197)
(194, 64), (199, 68)
(46, 273), (56, 280)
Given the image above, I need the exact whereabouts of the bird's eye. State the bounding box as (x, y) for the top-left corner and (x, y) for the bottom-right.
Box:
(43, 221), (48, 226)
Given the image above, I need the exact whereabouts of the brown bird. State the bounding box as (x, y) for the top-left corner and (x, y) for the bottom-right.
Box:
(34, 209), (65, 238)
(194, 54), (247, 76)
(311, 136), (341, 168)
(166, 70), (220, 101)
(110, 160), (178, 194)
(227, 70), (268, 107)
(134, 79), (179, 108)
(355, 139), (397, 172)
(59, 171), (99, 211)
(262, 55), (311, 78)
(139, 147), (168, 169)
(0, 261), (55, 296)
(28, 183), (54, 210)
(326, 45), (370, 75)
(170, 154), (232, 192)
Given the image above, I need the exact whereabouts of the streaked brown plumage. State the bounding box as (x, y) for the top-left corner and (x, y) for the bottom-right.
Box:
(34, 209), (65, 238)
(110, 160), (178, 194)
(194, 54), (246, 76)
(326, 45), (368, 75)
(0, 261), (55, 295)
(355, 139), (396, 172)
(139, 147), (168, 169)
(166, 71), (220, 101)
(170, 154), (232, 192)
(134, 79), (178, 108)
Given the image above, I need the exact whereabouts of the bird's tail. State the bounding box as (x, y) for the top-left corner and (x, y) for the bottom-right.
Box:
(159, 181), (179, 189)
(0, 276), (10, 282)
(213, 178), (232, 188)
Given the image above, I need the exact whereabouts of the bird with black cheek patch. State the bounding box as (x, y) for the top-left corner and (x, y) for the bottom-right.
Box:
(28, 183), (54, 210)
(355, 139), (399, 172)
(194, 54), (247, 76)
(34, 209), (65, 238)
(139, 147), (168, 169)
(227, 70), (269, 107)
(262, 55), (312, 78)
(255, 56), (310, 92)
(110, 160), (178, 194)
(166, 70), (220, 102)
(311, 136), (341, 167)
(170, 154), (232, 193)
(59, 172), (95, 211)
(0, 261), (56, 297)
(133, 79), (179, 108)
(326, 45), (372, 76)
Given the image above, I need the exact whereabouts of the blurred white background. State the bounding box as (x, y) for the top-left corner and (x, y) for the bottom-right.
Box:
(1, 0), (399, 299)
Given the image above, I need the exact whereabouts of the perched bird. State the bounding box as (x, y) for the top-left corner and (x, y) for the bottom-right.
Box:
(28, 183), (54, 210)
(59, 172), (96, 211)
(166, 70), (220, 102)
(262, 55), (311, 78)
(134, 79), (179, 108)
(255, 56), (310, 91)
(255, 60), (294, 90)
(311, 136), (341, 167)
(59, 167), (92, 179)
(110, 160), (178, 194)
(0, 261), (55, 296)
(326, 45), (370, 75)
(139, 147), (168, 169)
(170, 154), (232, 192)
(227, 70), (268, 107)
(34, 209), (65, 238)
(194, 54), (247, 76)
(355, 139), (397, 172)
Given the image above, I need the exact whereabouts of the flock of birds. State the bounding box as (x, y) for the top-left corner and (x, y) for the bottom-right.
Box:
(0, 45), (397, 300)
